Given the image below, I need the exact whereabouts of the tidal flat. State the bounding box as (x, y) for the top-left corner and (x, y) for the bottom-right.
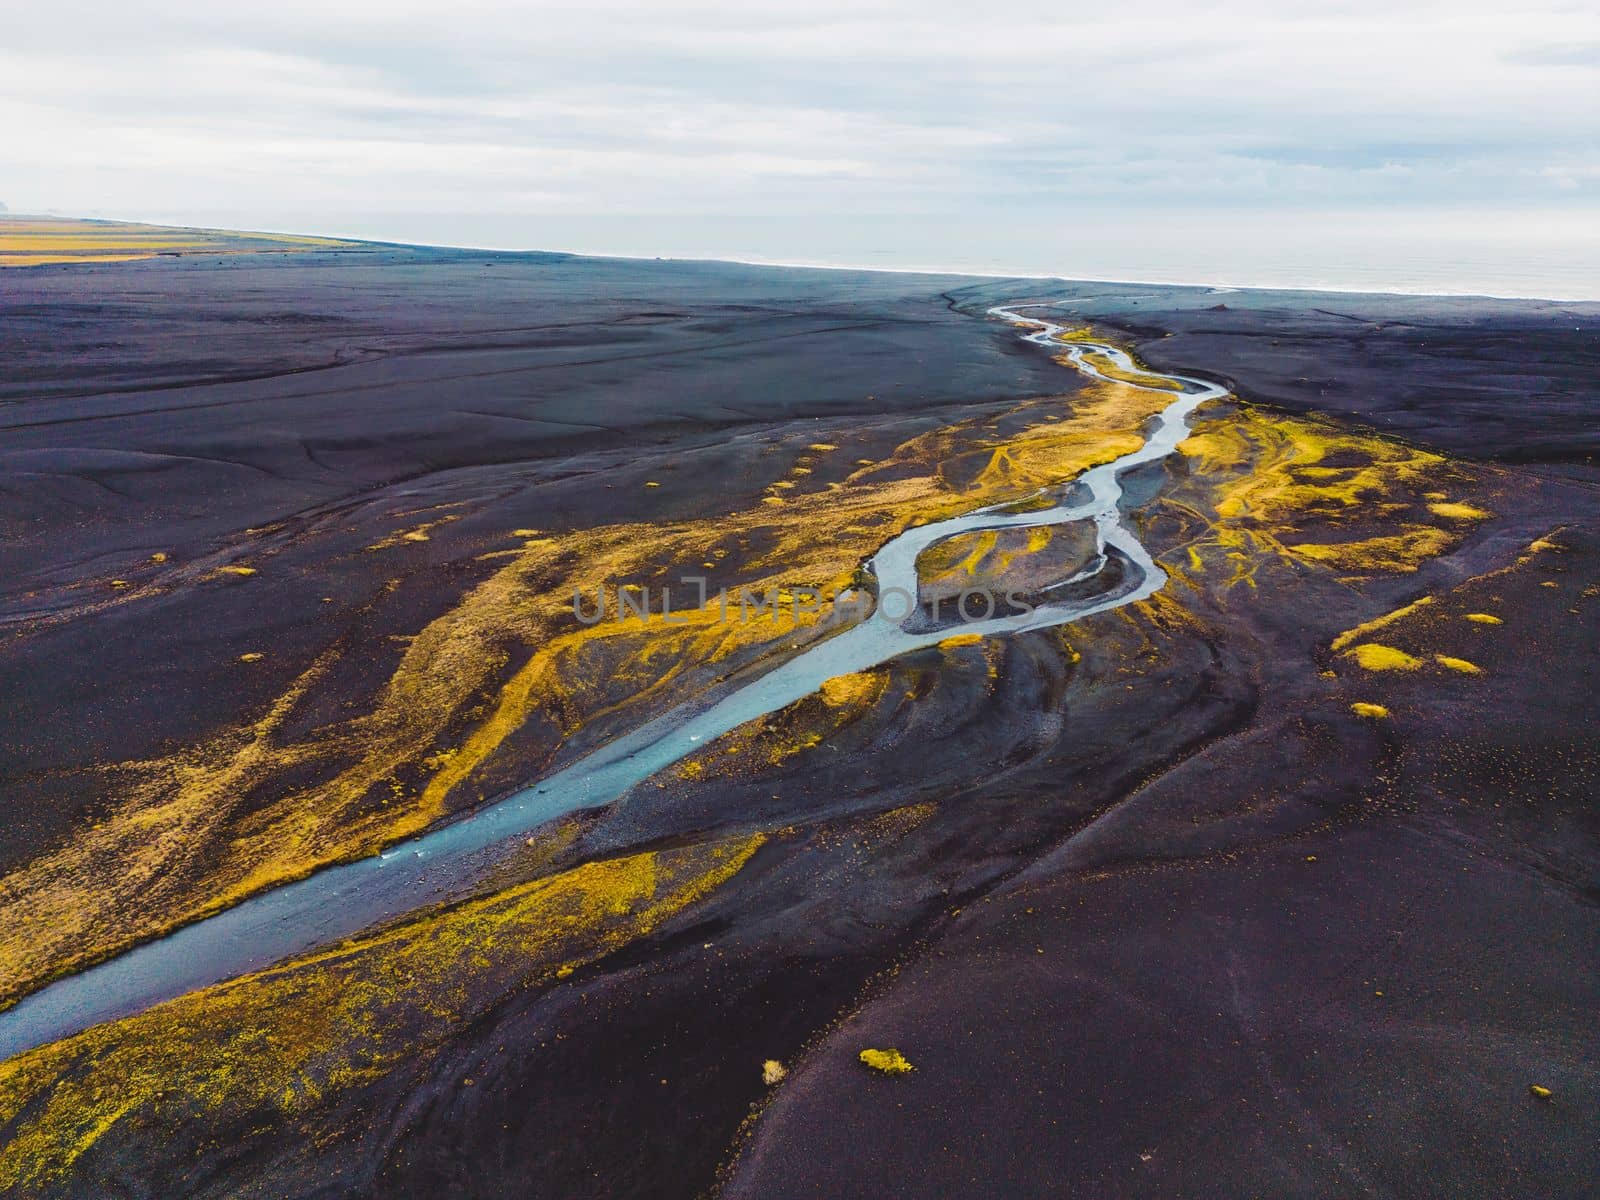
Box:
(0, 222), (1597, 1197)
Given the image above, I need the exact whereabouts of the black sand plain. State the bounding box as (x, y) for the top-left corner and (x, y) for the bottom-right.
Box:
(0, 233), (1597, 1198)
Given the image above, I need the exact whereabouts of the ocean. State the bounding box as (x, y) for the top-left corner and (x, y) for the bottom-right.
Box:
(116, 208), (1600, 302)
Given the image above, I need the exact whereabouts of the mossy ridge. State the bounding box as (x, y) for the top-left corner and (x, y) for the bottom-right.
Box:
(1173, 406), (1481, 583)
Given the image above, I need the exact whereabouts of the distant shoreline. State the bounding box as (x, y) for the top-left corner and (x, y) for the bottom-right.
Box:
(23, 210), (1600, 305)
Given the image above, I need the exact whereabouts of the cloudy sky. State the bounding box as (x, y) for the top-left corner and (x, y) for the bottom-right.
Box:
(4, 1), (1597, 293)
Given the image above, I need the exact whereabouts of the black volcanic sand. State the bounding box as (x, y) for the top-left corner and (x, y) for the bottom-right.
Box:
(0, 248), (1074, 866)
(950, 279), (1600, 465)
(1, 247), (1598, 1198)
(724, 531), (1600, 1199)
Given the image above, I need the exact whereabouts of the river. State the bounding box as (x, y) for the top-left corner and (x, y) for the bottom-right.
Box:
(0, 305), (1226, 1060)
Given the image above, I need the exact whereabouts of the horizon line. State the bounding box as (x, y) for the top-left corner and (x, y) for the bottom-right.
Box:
(12, 210), (1600, 305)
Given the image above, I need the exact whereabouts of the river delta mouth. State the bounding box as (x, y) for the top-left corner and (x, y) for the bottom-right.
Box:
(0, 243), (1597, 1198)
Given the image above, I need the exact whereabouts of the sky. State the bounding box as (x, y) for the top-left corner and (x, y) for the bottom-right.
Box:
(4, 0), (1598, 295)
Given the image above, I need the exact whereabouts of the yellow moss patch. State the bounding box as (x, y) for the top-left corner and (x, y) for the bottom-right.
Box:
(937, 632), (984, 650)
(0, 833), (764, 1191)
(818, 671), (883, 708)
(367, 515), (458, 551)
(858, 1048), (914, 1075)
(1330, 596), (1433, 652)
(1428, 502), (1491, 521)
(978, 430), (1140, 497)
(1344, 644), (1424, 671)
(1350, 702), (1390, 719)
(1290, 528), (1457, 574)
(1435, 655), (1482, 675)
(419, 748), (458, 772)
(1173, 408), (1477, 581)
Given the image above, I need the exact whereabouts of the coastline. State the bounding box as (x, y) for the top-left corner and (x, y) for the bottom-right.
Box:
(38, 209), (1600, 303)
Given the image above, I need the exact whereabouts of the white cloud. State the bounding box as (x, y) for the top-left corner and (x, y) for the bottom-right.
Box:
(1, 0), (1595, 287)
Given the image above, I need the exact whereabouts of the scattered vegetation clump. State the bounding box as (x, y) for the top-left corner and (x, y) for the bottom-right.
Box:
(366, 515), (459, 551)
(1330, 597), (1433, 652)
(1427, 501), (1491, 521)
(1344, 644), (1424, 671)
(858, 1048), (915, 1075)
